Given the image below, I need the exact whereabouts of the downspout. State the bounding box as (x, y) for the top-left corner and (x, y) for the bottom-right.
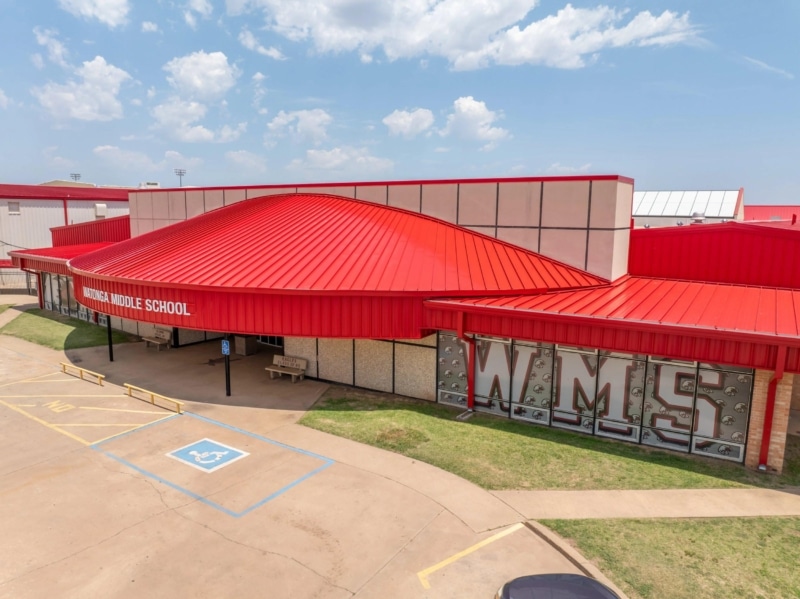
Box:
(36, 272), (43, 308)
(758, 345), (787, 470)
(62, 198), (68, 226)
(456, 312), (476, 410)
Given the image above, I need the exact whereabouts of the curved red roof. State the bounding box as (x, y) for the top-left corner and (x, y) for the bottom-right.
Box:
(70, 193), (604, 296)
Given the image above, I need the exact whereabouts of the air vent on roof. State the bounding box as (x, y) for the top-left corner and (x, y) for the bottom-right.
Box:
(691, 212), (705, 224)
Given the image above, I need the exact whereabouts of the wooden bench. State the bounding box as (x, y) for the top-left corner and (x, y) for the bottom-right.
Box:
(265, 355), (307, 383)
(143, 328), (172, 351)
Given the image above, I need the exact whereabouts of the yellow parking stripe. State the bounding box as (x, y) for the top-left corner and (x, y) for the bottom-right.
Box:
(417, 523), (524, 589)
(90, 415), (176, 445)
(0, 395), (122, 398)
(58, 423), (155, 427)
(79, 406), (168, 414)
(0, 399), (90, 446)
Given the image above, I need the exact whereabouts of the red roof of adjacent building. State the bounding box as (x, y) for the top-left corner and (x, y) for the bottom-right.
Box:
(0, 184), (129, 201)
(743, 205), (800, 221)
(70, 193), (605, 296)
(51, 215), (131, 247)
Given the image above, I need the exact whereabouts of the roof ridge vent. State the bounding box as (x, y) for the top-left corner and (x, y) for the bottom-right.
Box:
(690, 211), (705, 224)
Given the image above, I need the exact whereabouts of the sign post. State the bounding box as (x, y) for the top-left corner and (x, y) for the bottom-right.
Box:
(222, 338), (231, 397)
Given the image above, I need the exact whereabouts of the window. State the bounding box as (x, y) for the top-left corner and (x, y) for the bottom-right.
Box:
(8, 201), (20, 215)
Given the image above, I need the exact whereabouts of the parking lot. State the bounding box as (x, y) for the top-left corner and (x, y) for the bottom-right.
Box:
(0, 329), (591, 599)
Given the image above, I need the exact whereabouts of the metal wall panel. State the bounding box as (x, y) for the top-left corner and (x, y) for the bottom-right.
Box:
(51, 215), (131, 246)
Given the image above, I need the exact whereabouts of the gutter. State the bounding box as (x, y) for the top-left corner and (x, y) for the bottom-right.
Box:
(759, 345), (787, 470)
(456, 311), (476, 410)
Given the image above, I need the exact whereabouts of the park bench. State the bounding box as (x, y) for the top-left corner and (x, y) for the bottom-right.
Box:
(143, 327), (172, 351)
(265, 355), (307, 383)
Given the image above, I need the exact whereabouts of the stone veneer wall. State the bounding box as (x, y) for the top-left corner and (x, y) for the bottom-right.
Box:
(128, 178), (633, 281)
(745, 370), (795, 473)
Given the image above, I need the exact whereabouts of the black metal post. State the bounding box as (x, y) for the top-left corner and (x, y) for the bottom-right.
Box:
(106, 315), (114, 362)
(225, 334), (231, 397)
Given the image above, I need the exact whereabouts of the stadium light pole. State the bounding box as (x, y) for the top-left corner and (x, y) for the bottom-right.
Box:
(70, 173), (81, 182)
(174, 168), (186, 187)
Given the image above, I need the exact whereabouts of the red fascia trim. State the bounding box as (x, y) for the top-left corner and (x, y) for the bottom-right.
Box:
(130, 174), (635, 194)
(759, 345), (787, 469)
(424, 301), (800, 349)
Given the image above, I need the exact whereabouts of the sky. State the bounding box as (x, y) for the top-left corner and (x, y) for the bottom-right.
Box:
(0, 0), (797, 203)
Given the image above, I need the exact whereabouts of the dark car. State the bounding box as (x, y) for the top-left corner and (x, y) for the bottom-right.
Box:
(495, 573), (621, 599)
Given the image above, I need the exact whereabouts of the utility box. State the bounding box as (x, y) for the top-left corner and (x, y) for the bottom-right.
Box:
(234, 335), (258, 356)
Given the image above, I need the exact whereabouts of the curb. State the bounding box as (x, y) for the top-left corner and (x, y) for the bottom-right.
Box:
(524, 520), (630, 599)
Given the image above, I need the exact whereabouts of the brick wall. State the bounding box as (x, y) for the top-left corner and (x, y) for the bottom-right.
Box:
(745, 370), (794, 473)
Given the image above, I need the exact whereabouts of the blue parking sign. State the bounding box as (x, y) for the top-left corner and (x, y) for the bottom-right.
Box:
(221, 339), (230, 355)
(167, 438), (249, 473)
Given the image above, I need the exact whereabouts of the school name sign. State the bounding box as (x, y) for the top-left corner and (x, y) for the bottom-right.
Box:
(83, 286), (192, 316)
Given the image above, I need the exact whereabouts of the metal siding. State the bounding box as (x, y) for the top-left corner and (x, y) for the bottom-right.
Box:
(0, 199), (66, 261)
(51, 215), (130, 246)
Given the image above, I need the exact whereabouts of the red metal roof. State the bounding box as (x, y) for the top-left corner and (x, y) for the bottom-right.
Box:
(51, 215), (131, 247)
(744, 205), (800, 221)
(0, 259), (14, 269)
(629, 221), (800, 289)
(0, 184), (129, 201)
(70, 193), (604, 295)
(427, 275), (800, 344)
(10, 243), (114, 276)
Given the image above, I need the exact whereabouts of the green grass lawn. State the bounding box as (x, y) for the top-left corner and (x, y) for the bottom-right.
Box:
(543, 517), (800, 599)
(299, 391), (800, 491)
(0, 304), (12, 316)
(0, 309), (139, 350)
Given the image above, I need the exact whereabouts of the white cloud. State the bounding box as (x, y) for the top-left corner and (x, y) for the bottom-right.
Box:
(33, 28), (69, 67)
(288, 146), (392, 173)
(217, 122), (248, 143)
(239, 29), (286, 60)
(31, 54), (45, 69)
(43, 146), (75, 169)
(130, 98), (142, 106)
(93, 146), (204, 173)
(743, 56), (794, 80)
(0, 89), (9, 109)
(382, 108), (434, 138)
(230, 1), (697, 70)
(151, 97), (214, 142)
(141, 21), (160, 33)
(57, 0), (129, 28)
(360, 53), (373, 64)
(439, 96), (509, 150)
(266, 109), (332, 145)
(547, 162), (592, 174)
(146, 87), (157, 99)
(226, 150), (268, 172)
(184, 0), (213, 28)
(32, 56), (131, 121)
(163, 51), (240, 100)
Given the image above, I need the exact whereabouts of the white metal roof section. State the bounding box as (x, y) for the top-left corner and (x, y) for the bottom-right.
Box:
(632, 190), (740, 217)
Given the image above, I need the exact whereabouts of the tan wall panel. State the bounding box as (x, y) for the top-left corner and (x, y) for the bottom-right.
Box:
(284, 337), (318, 378)
(129, 218), (140, 238)
(168, 191), (187, 221)
(302, 186), (356, 198)
(539, 228), (587, 271)
(458, 182), (497, 226)
(224, 188), (246, 206)
(151, 191), (170, 220)
(496, 227), (538, 253)
(128, 197), (139, 219)
(610, 228), (630, 281)
(497, 181), (541, 227)
(465, 226), (496, 238)
(137, 321), (157, 339)
(541, 181), (590, 228)
(615, 182), (634, 229)
(205, 189), (224, 212)
(137, 219), (154, 235)
(246, 187), (296, 199)
(137, 192), (153, 219)
(588, 180), (617, 229)
(394, 333), (438, 347)
(152, 219), (171, 232)
(388, 185), (421, 212)
(394, 344), (436, 401)
(109, 316), (123, 331)
(421, 183), (458, 223)
(120, 317), (139, 335)
(586, 230), (614, 281)
(318, 338), (354, 384)
(355, 185), (388, 205)
(186, 190), (205, 219)
(354, 339), (393, 392)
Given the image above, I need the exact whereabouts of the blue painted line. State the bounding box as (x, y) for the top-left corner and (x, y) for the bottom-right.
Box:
(92, 446), (240, 518)
(185, 412), (333, 463)
(90, 413), (180, 448)
(91, 410), (335, 517)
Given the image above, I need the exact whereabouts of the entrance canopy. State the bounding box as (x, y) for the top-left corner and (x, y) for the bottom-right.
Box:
(65, 193), (605, 338)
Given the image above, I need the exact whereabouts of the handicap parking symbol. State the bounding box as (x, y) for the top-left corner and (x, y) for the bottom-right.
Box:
(167, 438), (249, 473)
